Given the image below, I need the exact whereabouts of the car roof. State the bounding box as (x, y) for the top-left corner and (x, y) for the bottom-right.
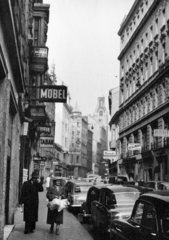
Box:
(147, 181), (167, 183)
(89, 183), (111, 189)
(141, 190), (169, 202)
(159, 182), (169, 185)
(101, 185), (140, 192)
(67, 180), (93, 186)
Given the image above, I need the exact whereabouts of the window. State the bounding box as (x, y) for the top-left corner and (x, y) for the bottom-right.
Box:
(99, 110), (103, 116)
(76, 155), (79, 163)
(34, 18), (40, 46)
(150, 26), (153, 41)
(143, 204), (157, 232)
(155, 18), (158, 35)
(112, 129), (115, 141)
(65, 123), (67, 132)
(132, 201), (144, 224)
(145, 32), (148, 47)
(162, 207), (169, 233)
(155, 51), (158, 71)
(150, 57), (153, 76)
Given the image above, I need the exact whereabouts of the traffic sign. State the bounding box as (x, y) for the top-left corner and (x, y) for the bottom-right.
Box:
(154, 129), (169, 137)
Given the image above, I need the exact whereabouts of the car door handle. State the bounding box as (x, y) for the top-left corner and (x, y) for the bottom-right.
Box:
(115, 227), (122, 233)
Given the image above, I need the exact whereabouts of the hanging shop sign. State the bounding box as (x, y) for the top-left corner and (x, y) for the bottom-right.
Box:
(154, 129), (169, 137)
(39, 85), (67, 103)
(103, 150), (116, 156)
(38, 125), (51, 134)
(33, 156), (47, 161)
(34, 163), (40, 169)
(128, 143), (142, 151)
(40, 136), (54, 148)
(34, 47), (48, 58)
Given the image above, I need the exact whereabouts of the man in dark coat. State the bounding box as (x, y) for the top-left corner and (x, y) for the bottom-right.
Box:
(20, 171), (44, 234)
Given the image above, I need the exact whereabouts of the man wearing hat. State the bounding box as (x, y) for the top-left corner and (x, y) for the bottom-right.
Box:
(19, 171), (44, 234)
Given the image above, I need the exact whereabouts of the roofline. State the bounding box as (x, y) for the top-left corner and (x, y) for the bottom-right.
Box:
(109, 109), (121, 126)
(118, 0), (139, 36)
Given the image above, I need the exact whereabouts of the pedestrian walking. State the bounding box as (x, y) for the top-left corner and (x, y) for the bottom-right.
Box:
(46, 178), (66, 235)
(45, 172), (53, 191)
(19, 171), (44, 234)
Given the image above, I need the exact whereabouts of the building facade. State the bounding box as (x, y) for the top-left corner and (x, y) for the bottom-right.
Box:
(69, 103), (88, 178)
(0, 1), (52, 238)
(116, 0), (169, 181)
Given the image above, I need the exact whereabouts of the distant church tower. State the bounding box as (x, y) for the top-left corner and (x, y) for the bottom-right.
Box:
(92, 95), (108, 127)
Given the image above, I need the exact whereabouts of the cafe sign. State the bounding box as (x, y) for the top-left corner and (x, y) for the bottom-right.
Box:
(40, 136), (54, 148)
(39, 85), (67, 103)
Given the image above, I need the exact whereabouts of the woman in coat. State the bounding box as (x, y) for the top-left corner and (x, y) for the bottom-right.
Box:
(46, 178), (65, 235)
(19, 171), (44, 234)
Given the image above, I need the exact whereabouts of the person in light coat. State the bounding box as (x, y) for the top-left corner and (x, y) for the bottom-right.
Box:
(46, 178), (66, 235)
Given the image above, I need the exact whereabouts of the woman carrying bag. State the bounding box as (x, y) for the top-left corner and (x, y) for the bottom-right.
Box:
(46, 178), (66, 235)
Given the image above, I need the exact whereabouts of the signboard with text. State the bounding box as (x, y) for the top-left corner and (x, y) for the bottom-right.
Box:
(103, 150), (116, 156)
(39, 85), (67, 103)
(38, 125), (51, 134)
(154, 129), (169, 137)
(34, 47), (48, 58)
(128, 143), (142, 151)
(40, 137), (54, 148)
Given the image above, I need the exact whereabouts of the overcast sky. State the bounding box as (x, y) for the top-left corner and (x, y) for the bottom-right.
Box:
(44, 0), (135, 116)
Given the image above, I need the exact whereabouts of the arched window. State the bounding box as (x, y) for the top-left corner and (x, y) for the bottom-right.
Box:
(99, 110), (103, 116)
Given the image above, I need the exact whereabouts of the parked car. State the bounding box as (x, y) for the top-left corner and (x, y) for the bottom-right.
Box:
(108, 190), (169, 240)
(79, 183), (110, 223)
(159, 182), (169, 190)
(145, 181), (168, 190)
(65, 180), (93, 213)
(91, 185), (141, 235)
(108, 175), (129, 184)
(124, 181), (154, 194)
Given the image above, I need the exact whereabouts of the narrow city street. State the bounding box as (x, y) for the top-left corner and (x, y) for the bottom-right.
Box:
(7, 189), (94, 240)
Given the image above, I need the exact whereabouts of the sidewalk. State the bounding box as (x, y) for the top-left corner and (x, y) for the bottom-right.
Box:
(6, 189), (94, 240)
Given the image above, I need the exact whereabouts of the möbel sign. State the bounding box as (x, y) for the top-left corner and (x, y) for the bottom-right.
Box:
(39, 85), (67, 103)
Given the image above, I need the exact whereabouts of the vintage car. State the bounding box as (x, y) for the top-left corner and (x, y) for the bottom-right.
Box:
(65, 180), (93, 213)
(108, 190), (169, 240)
(91, 185), (141, 234)
(158, 182), (169, 190)
(79, 184), (109, 223)
(108, 175), (129, 184)
(124, 182), (154, 194)
(145, 181), (168, 190)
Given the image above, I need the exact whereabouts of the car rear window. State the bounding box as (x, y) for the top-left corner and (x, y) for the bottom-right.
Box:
(106, 192), (140, 209)
(75, 185), (91, 193)
(114, 192), (140, 207)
